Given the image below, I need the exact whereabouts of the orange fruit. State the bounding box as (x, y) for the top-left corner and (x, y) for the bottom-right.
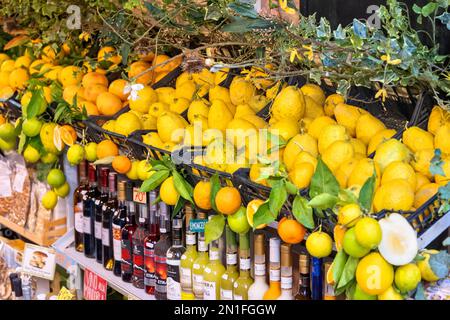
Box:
(215, 186), (242, 215)
(128, 61), (153, 85)
(60, 125), (77, 146)
(246, 199), (267, 229)
(84, 84), (108, 102)
(9, 67), (29, 90)
(63, 85), (81, 105)
(79, 101), (99, 116)
(77, 86), (87, 100)
(96, 140), (119, 159)
(277, 217), (306, 244)
(82, 72), (109, 88)
(96, 92), (123, 116)
(109, 79), (129, 101)
(59, 66), (83, 87)
(98, 46), (121, 65)
(193, 180), (212, 210)
(333, 224), (347, 251)
(112, 155), (132, 174)
(29, 59), (46, 75)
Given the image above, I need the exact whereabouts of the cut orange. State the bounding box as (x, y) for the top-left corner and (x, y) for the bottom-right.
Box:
(246, 199), (267, 229)
(52, 125), (64, 151)
(333, 224), (346, 251)
(60, 125), (77, 146)
(326, 261), (335, 285)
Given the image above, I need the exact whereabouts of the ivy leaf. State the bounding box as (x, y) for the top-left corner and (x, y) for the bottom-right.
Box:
(337, 256), (359, 290)
(333, 250), (349, 288)
(438, 183), (450, 201)
(333, 24), (346, 40)
(430, 149), (445, 176)
(317, 17), (331, 39)
(292, 195), (314, 229)
(172, 170), (194, 203)
(353, 19), (367, 39)
(205, 214), (225, 245)
(308, 193), (338, 210)
(414, 282), (427, 300)
(140, 170), (170, 192)
(429, 250), (449, 279)
(358, 172), (377, 212)
(210, 173), (221, 212)
(309, 157), (340, 198)
(253, 202), (276, 228)
(269, 180), (287, 215)
(227, 2), (258, 19)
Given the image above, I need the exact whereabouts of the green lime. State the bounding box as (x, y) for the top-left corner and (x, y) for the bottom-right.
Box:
(354, 217), (382, 249)
(227, 206), (251, 234)
(22, 118), (43, 137)
(84, 142), (97, 162)
(0, 123), (16, 140)
(394, 263), (421, 293)
(47, 168), (66, 188)
(343, 228), (371, 258)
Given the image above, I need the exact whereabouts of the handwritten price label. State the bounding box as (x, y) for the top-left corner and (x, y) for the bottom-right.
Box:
(133, 188), (148, 205)
(83, 268), (107, 300)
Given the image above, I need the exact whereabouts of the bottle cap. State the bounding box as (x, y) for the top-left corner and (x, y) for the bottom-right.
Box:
(79, 160), (88, 181)
(254, 233), (265, 255)
(88, 164), (97, 182)
(118, 180), (126, 200)
(269, 237), (281, 263)
(280, 243), (292, 267)
(108, 172), (117, 191)
(100, 167), (110, 187)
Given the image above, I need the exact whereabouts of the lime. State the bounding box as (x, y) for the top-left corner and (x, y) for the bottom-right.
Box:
(22, 118), (43, 137)
(394, 263), (421, 293)
(67, 144), (85, 166)
(84, 142), (97, 162)
(41, 152), (58, 164)
(55, 182), (70, 198)
(353, 284), (377, 300)
(42, 190), (58, 210)
(354, 217), (382, 249)
(227, 206), (251, 234)
(305, 231), (333, 258)
(0, 123), (16, 140)
(0, 137), (15, 151)
(23, 145), (40, 163)
(343, 228), (371, 258)
(47, 168), (66, 188)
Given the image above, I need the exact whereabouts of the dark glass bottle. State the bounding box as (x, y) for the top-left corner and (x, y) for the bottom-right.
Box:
(102, 172), (117, 270)
(166, 212), (185, 300)
(83, 164), (99, 258)
(74, 160), (88, 252)
(311, 257), (323, 300)
(112, 180), (128, 277)
(95, 167), (109, 263)
(132, 192), (150, 289)
(295, 252), (312, 300)
(154, 203), (171, 300)
(144, 191), (159, 295)
(121, 182), (137, 282)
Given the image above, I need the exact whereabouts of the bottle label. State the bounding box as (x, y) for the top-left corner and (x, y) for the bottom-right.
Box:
(83, 216), (91, 234)
(226, 253), (237, 265)
(324, 283), (336, 299)
(112, 223), (122, 261)
(281, 276), (293, 289)
(144, 246), (155, 287)
(270, 269), (281, 282)
(209, 250), (219, 261)
(203, 281), (216, 300)
(180, 267), (192, 293)
(132, 243), (145, 282)
(240, 258), (251, 270)
(121, 238), (133, 275)
(254, 263), (266, 276)
(74, 202), (84, 233)
(155, 254), (167, 294)
(186, 234), (196, 246)
(167, 259), (181, 300)
(192, 273), (203, 297)
(94, 221), (102, 239)
(198, 240), (207, 252)
(234, 294), (243, 300)
(101, 227), (110, 246)
(220, 288), (233, 300)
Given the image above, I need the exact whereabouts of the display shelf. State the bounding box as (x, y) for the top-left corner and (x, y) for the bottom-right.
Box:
(417, 211), (450, 249)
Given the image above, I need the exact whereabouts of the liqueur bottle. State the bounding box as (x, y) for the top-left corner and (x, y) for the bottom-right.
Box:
(219, 225), (238, 300)
(295, 252), (312, 300)
(121, 183), (137, 283)
(203, 223), (225, 300)
(166, 213), (185, 300)
(95, 167), (109, 263)
(102, 172), (117, 270)
(83, 164), (98, 258)
(233, 232), (253, 300)
(132, 192), (149, 289)
(144, 191), (159, 295)
(192, 212), (208, 300)
(277, 243), (293, 300)
(74, 160), (88, 252)
(112, 180), (128, 276)
(263, 237), (281, 300)
(180, 205), (197, 300)
(323, 260), (336, 300)
(311, 257), (323, 300)
(154, 203), (171, 300)
(248, 233), (269, 300)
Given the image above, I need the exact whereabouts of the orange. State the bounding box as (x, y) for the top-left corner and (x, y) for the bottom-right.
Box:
(246, 199), (267, 229)
(333, 224), (347, 251)
(9, 68), (29, 90)
(0, 115), (6, 125)
(84, 84), (108, 102)
(63, 85), (81, 105)
(82, 72), (109, 88)
(14, 55), (32, 69)
(98, 46), (122, 65)
(60, 125), (77, 146)
(77, 86), (87, 101)
(277, 217), (306, 244)
(128, 61), (153, 85)
(215, 186), (242, 215)
(193, 180), (212, 210)
(41, 45), (56, 62)
(79, 101), (99, 116)
(96, 92), (123, 115)
(59, 66), (83, 87)
(112, 155), (132, 174)
(96, 140), (119, 159)
(109, 79), (129, 101)
(152, 54), (177, 73)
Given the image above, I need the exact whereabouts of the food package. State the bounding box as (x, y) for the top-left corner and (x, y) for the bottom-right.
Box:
(33, 181), (52, 237)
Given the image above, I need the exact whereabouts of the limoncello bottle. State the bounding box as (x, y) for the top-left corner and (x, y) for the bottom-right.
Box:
(233, 232), (253, 300)
(219, 225), (239, 300)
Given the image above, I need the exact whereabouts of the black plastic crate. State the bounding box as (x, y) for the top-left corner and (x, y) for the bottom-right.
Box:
(127, 129), (173, 160)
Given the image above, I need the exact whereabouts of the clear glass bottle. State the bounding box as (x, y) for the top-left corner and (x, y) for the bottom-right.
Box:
(233, 232), (253, 300)
(120, 183), (137, 283)
(166, 212), (185, 300)
(203, 223), (225, 300)
(73, 160), (88, 252)
(95, 167), (109, 263)
(295, 252), (312, 300)
(277, 243), (293, 300)
(180, 205), (197, 300)
(154, 203), (171, 300)
(192, 212), (208, 300)
(112, 180), (128, 277)
(248, 233), (269, 300)
(263, 237), (281, 300)
(323, 260), (336, 300)
(144, 191), (159, 295)
(83, 164), (98, 258)
(220, 225), (238, 300)
(102, 172), (117, 271)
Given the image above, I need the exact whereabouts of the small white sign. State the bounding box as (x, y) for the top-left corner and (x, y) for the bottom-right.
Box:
(22, 243), (56, 280)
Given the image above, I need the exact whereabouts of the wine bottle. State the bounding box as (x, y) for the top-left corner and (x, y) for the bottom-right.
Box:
(295, 252), (312, 300)
(155, 203), (171, 300)
(102, 172), (117, 270)
(248, 233), (269, 299)
(166, 212), (185, 300)
(112, 180), (128, 276)
(311, 257), (323, 300)
(144, 191), (159, 295)
(74, 160), (88, 252)
(132, 192), (149, 289)
(277, 243), (293, 300)
(95, 167), (109, 263)
(83, 164), (98, 258)
(121, 182), (137, 283)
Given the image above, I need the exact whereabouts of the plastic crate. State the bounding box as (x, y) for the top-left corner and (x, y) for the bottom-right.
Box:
(1, 95), (22, 121)
(127, 129), (173, 160)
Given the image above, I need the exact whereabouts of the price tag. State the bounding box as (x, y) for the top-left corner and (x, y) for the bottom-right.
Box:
(189, 219), (208, 232)
(22, 244), (56, 280)
(83, 268), (107, 300)
(133, 187), (147, 205)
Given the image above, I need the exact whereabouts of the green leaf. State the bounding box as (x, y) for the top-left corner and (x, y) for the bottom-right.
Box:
(210, 174), (221, 212)
(172, 197), (186, 218)
(414, 282), (426, 300)
(308, 193), (338, 210)
(120, 43), (130, 65)
(309, 157), (340, 198)
(337, 256), (359, 290)
(412, 4), (422, 14)
(172, 170), (194, 203)
(253, 202), (276, 228)
(292, 195), (315, 229)
(269, 180), (287, 215)
(421, 2), (438, 17)
(285, 180), (298, 195)
(18, 132), (27, 154)
(338, 188), (359, 206)
(26, 88), (45, 119)
(333, 250), (349, 287)
(429, 250), (449, 279)
(140, 170), (170, 192)
(358, 172), (376, 212)
(205, 214), (225, 245)
(345, 282), (357, 300)
(227, 2), (258, 19)
(430, 149), (445, 176)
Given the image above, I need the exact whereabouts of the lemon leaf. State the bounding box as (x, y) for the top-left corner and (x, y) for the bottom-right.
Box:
(285, 180), (298, 195)
(253, 202), (275, 228)
(210, 173), (221, 212)
(332, 250), (348, 289)
(292, 195), (314, 229)
(172, 197), (185, 218)
(26, 88), (45, 119)
(309, 157), (340, 198)
(140, 170), (170, 192)
(205, 214), (225, 245)
(172, 170), (194, 203)
(338, 188), (359, 206)
(358, 171), (377, 212)
(337, 256), (359, 290)
(269, 179), (287, 215)
(308, 193), (338, 210)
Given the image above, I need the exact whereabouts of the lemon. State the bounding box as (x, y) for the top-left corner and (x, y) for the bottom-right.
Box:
(322, 140), (355, 172)
(356, 252), (394, 295)
(115, 112), (142, 136)
(373, 179), (414, 212)
(324, 93), (345, 117)
(157, 111), (188, 143)
(394, 263), (421, 293)
(175, 80), (196, 101)
(374, 139), (412, 173)
(303, 96), (325, 119)
(209, 85), (232, 106)
(268, 119), (300, 141)
(343, 228), (371, 258)
(354, 217), (382, 249)
(41, 152), (58, 164)
(271, 86), (305, 122)
(403, 126), (434, 153)
(0, 123), (16, 140)
(428, 106), (450, 135)
(317, 124), (349, 154)
(381, 161), (417, 190)
(227, 206), (251, 234)
(353, 284), (377, 300)
(377, 286), (403, 300)
(334, 103), (367, 137)
(335, 158), (359, 188)
(42, 190), (58, 210)
(347, 158), (380, 188)
(411, 148), (434, 179)
(308, 116), (337, 140)
(0, 137), (15, 151)
(124, 160), (138, 180)
(208, 100), (233, 132)
(338, 204), (362, 227)
(292, 151), (318, 171)
(137, 160), (153, 181)
(47, 168), (66, 188)
(417, 250), (441, 282)
(283, 133), (318, 171)
(367, 129), (396, 156)
(170, 98), (190, 114)
(355, 114), (386, 145)
(234, 104), (255, 119)
(300, 83), (326, 106)
(229, 77), (256, 106)
(22, 118), (43, 137)
(142, 132), (163, 148)
(23, 145), (41, 163)
(248, 95), (268, 112)
(67, 144), (85, 166)
(187, 99), (209, 123)
(155, 87), (176, 105)
(40, 122), (60, 154)
(288, 162), (315, 189)
(160, 176), (179, 205)
(55, 182), (70, 198)
(434, 124), (450, 154)
(84, 142), (97, 162)
(305, 231), (333, 258)
(102, 120), (116, 133)
(148, 102), (169, 118)
(129, 86), (158, 113)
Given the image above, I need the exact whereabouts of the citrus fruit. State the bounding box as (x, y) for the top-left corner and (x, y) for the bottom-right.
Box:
(277, 217), (306, 244)
(0, 138), (15, 151)
(333, 224), (346, 251)
(126, 160), (140, 180)
(300, 83), (326, 106)
(114, 112), (142, 136)
(84, 84), (108, 102)
(283, 133), (318, 170)
(428, 105), (450, 135)
(96, 92), (122, 116)
(60, 125), (77, 146)
(215, 187), (242, 215)
(128, 61), (153, 85)
(355, 113), (386, 145)
(246, 199), (267, 229)
(381, 161), (417, 190)
(353, 283), (377, 300)
(305, 231), (333, 258)
(373, 139), (412, 173)
(288, 162), (314, 189)
(317, 124), (348, 155)
(414, 183), (439, 209)
(377, 286), (403, 300)
(343, 228), (370, 258)
(367, 129), (396, 156)
(129, 86), (158, 113)
(338, 204), (362, 227)
(403, 126), (434, 153)
(41, 152), (58, 164)
(417, 250), (441, 282)
(40, 123), (60, 154)
(55, 182), (70, 198)
(0, 122), (16, 140)
(157, 111), (188, 143)
(109, 79), (129, 101)
(434, 124), (450, 154)
(22, 117), (43, 137)
(308, 116), (337, 140)
(347, 158), (381, 188)
(334, 103), (367, 137)
(67, 144), (85, 166)
(59, 66), (83, 87)
(268, 119), (300, 141)
(271, 86), (305, 122)
(137, 159), (153, 181)
(84, 142), (97, 162)
(98, 46), (122, 66)
(82, 72), (108, 88)
(356, 252), (394, 295)
(160, 176), (179, 205)
(227, 206), (251, 234)
(394, 263), (421, 293)
(354, 217), (382, 249)
(23, 145), (40, 163)
(96, 140), (119, 159)
(47, 168), (66, 188)
(193, 180), (212, 210)
(42, 190), (58, 210)
(373, 179), (414, 212)
(112, 155), (132, 174)
(322, 140), (355, 172)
